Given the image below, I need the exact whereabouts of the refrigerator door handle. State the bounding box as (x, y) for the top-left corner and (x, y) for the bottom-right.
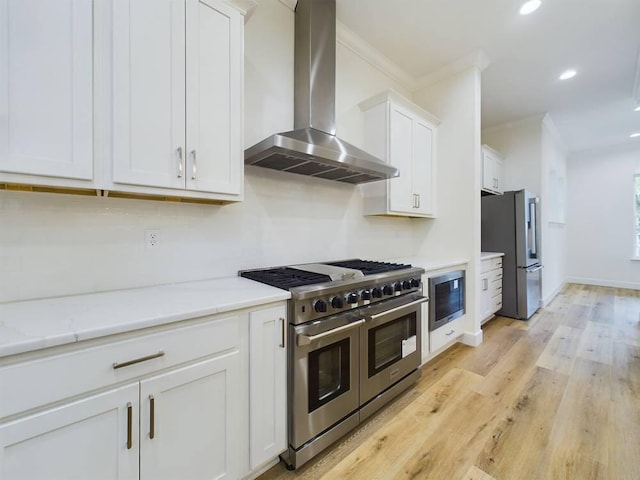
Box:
(526, 265), (543, 273)
(528, 199), (538, 257)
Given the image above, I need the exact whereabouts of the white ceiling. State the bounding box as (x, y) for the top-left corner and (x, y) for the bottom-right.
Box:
(336, 0), (640, 153)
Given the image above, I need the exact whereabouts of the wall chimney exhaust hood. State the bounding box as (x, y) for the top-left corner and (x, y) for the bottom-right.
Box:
(244, 0), (398, 184)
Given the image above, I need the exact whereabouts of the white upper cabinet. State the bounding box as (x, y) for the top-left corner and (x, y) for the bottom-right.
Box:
(359, 90), (439, 218)
(481, 144), (504, 195)
(110, 0), (244, 201)
(0, 0), (93, 186)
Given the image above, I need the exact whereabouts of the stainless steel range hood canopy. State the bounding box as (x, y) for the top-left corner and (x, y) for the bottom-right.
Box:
(244, 0), (398, 184)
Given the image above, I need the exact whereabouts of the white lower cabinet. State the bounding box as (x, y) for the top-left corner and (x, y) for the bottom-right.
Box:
(480, 256), (504, 324)
(0, 301), (289, 480)
(0, 383), (140, 480)
(248, 305), (287, 471)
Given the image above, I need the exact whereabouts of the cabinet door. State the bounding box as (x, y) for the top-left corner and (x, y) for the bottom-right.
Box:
(494, 157), (503, 194)
(0, 383), (139, 480)
(139, 352), (242, 480)
(185, 0), (242, 195)
(480, 272), (493, 320)
(412, 119), (434, 215)
(0, 0), (93, 180)
(482, 151), (495, 192)
(249, 305), (287, 469)
(112, 0), (186, 189)
(388, 104), (414, 213)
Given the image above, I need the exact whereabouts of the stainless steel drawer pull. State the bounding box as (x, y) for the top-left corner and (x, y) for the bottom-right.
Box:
(177, 147), (184, 178)
(445, 329), (455, 336)
(191, 149), (197, 180)
(297, 319), (366, 346)
(126, 402), (133, 450)
(149, 395), (155, 439)
(366, 297), (429, 321)
(113, 351), (165, 370)
(279, 317), (286, 348)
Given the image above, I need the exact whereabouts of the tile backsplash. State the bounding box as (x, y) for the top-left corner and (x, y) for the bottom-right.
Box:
(0, 168), (414, 303)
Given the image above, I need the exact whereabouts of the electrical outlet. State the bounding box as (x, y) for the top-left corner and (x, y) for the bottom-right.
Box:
(145, 229), (160, 248)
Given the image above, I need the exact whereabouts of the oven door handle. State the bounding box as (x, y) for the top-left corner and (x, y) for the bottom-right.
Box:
(297, 319), (366, 346)
(366, 297), (429, 322)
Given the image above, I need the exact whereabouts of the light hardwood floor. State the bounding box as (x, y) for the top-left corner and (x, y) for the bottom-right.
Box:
(257, 284), (640, 480)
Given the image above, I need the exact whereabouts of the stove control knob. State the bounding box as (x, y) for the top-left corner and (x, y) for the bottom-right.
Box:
(313, 300), (327, 313)
(371, 287), (383, 298)
(382, 285), (393, 296)
(331, 296), (344, 309)
(402, 280), (412, 290)
(410, 278), (421, 288)
(347, 293), (358, 304)
(361, 289), (372, 301)
(393, 282), (402, 292)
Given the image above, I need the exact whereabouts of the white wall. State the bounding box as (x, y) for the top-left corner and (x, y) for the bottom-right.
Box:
(566, 144), (640, 289)
(482, 115), (543, 195)
(413, 67), (483, 338)
(540, 116), (568, 303)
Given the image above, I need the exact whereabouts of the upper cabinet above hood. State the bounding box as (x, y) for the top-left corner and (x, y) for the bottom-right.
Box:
(244, 0), (398, 184)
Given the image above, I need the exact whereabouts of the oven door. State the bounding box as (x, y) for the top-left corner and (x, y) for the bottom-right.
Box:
(359, 293), (427, 405)
(290, 312), (363, 450)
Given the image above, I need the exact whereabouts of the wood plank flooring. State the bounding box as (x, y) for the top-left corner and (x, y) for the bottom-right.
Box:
(257, 284), (640, 480)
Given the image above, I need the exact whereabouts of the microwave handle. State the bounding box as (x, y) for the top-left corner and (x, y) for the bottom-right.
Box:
(366, 297), (429, 322)
(297, 319), (366, 346)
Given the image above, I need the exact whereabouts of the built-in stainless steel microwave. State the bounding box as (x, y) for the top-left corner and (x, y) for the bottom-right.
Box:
(428, 270), (465, 331)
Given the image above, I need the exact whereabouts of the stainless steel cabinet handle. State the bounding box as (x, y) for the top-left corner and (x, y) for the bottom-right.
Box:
(445, 329), (455, 336)
(279, 317), (286, 348)
(177, 147), (184, 178)
(366, 297), (428, 321)
(297, 319), (365, 346)
(126, 402), (133, 450)
(149, 395), (155, 439)
(113, 351), (165, 370)
(191, 149), (197, 180)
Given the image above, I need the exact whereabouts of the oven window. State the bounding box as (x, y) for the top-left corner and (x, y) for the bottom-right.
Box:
(308, 338), (351, 413)
(368, 312), (417, 377)
(435, 280), (463, 321)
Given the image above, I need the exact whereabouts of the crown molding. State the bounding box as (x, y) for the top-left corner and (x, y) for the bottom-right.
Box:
(412, 50), (490, 92)
(225, 0), (259, 21)
(279, 0), (297, 11)
(336, 21), (417, 90)
(482, 112), (546, 135)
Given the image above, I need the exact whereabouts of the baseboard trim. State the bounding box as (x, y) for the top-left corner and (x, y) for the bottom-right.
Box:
(542, 281), (566, 307)
(461, 329), (483, 347)
(566, 277), (640, 291)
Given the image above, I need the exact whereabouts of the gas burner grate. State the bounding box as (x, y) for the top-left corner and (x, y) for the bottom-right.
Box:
(326, 259), (412, 274)
(240, 267), (331, 290)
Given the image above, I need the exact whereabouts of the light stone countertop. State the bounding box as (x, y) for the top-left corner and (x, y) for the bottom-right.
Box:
(0, 277), (290, 358)
(480, 252), (505, 260)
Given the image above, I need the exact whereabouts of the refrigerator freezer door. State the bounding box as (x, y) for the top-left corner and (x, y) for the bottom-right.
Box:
(517, 265), (542, 319)
(515, 190), (541, 268)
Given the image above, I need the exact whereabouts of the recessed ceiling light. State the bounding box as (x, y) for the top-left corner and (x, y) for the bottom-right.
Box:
(630, 132), (640, 138)
(519, 0), (541, 15)
(635, 105), (640, 112)
(559, 69), (577, 80)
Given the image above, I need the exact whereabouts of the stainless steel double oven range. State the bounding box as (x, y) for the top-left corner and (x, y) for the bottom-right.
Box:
(240, 259), (427, 469)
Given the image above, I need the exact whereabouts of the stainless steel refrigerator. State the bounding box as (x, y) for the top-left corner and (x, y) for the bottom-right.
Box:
(481, 189), (542, 320)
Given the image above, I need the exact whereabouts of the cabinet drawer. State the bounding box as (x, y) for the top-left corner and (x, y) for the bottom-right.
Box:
(491, 278), (502, 296)
(492, 257), (503, 269)
(0, 315), (240, 419)
(430, 318), (462, 353)
(492, 294), (503, 312)
(491, 268), (503, 282)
